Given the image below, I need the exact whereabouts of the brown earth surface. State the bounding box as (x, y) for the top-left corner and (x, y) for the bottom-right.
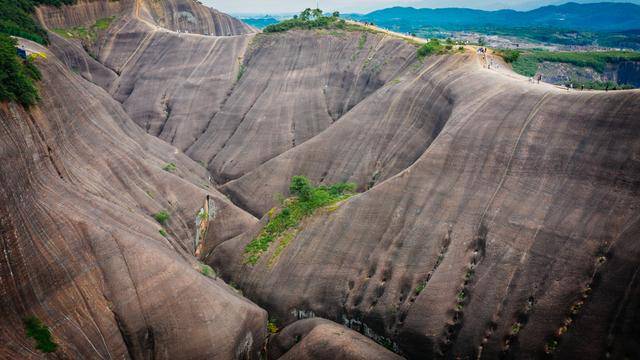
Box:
(2, 0), (640, 359)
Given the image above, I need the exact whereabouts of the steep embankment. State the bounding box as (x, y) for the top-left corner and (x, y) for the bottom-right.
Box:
(211, 51), (640, 359)
(0, 40), (265, 359)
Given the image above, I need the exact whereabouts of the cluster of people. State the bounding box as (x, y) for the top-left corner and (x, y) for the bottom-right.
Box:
(528, 74), (543, 84)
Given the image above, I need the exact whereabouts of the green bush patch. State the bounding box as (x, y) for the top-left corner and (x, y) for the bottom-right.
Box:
(24, 316), (57, 353)
(0, 0), (76, 44)
(0, 34), (41, 107)
(244, 176), (356, 265)
(267, 318), (279, 334)
(153, 210), (170, 225)
(495, 48), (520, 63)
(162, 162), (177, 173)
(417, 39), (448, 58)
(199, 262), (216, 278)
(52, 16), (115, 44)
(264, 9), (345, 33)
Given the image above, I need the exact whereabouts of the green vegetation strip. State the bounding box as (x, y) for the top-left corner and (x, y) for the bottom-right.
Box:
(264, 9), (344, 33)
(1, 0), (75, 44)
(52, 16), (116, 44)
(244, 176), (356, 265)
(0, 34), (41, 107)
(417, 39), (464, 59)
(24, 316), (57, 353)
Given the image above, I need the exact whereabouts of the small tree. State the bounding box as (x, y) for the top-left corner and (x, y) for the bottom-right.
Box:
(153, 211), (170, 225)
(300, 8), (312, 21)
(289, 176), (313, 201)
(332, 11), (340, 18)
(24, 317), (57, 353)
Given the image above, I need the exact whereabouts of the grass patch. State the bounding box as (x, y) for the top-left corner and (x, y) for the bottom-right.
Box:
(51, 16), (115, 44)
(358, 32), (367, 49)
(0, 34), (41, 107)
(417, 39), (450, 58)
(198, 262), (216, 278)
(267, 318), (279, 334)
(494, 48), (520, 63)
(162, 162), (176, 173)
(415, 282), (426, 295)
(153, 210), (170, 225)
(236, 63), (246, 81)
(24, 316), (57, 353)
(244, 176), (356, 265)
(158, 228), (167, 237)
(267, 229), (297, 268)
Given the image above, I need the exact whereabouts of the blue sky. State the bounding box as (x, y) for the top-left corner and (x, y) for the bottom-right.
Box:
(203, 0), (640, 14)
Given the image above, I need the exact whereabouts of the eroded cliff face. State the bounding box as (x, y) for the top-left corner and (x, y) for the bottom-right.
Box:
(0, 40), (265, 359)
(36, 0), (128, 30)
(36, 0), (254, 36)
(3, 0), (640, 358)
(143, 0), (256, 35)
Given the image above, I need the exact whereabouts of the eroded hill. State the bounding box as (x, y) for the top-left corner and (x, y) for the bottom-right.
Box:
(1, 0), (640, 359)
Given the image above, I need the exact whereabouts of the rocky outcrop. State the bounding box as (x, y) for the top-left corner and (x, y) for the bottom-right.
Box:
(143, 0), (256, 35)
(269, 319), (403, 360)
(211, 53), (640, 359)
(606, 60), (640, 87)
(36, 0), (254, 36)
(0, 40), (264, 359)
(36, 0), (127, 30)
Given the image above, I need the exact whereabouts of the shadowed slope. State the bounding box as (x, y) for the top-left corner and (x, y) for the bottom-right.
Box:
(187, 31), (418, 183)
(0, 41), (264, 359)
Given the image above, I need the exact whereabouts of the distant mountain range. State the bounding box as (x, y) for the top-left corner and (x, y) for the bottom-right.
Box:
(348, 2), (640, 32)
(401, 0), (640, 11)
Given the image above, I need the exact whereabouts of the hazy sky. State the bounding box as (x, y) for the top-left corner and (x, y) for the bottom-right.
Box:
(203, 0), (640, 14)
(203, 0), (405, 14)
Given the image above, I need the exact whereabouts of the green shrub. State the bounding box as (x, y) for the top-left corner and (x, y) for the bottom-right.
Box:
(158, 228), (167, 237)
(199, 263), (215, 278)
(0, 0), (76, 44)
(245, 176), (357, 265)
(162, 163), (177, 172)
(495, 48), (520, 63)
(267, 319), (279, 334)
(417, 39), (444, 58)
(236, 64), (246, 81)
(263, 8), (345, 33)
(153, 210), (170, 225)
(0, 34), (41, 107)
(415, 282), (426, 295)
(198, 210), (208, 221)
(24, 316), (57, 353)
